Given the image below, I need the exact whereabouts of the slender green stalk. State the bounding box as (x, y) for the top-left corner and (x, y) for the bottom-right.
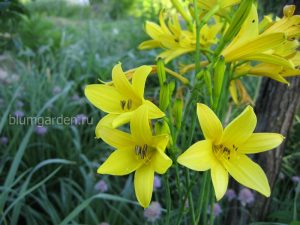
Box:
(210, 185), (215, 225)
(164, 173), (171, 225)
(185, 169), (196, 225)
(195, 171), (209, 224)
(193, 0), (201, 77)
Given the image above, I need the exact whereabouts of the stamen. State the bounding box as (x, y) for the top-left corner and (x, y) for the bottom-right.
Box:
(120, 100), (126, 110)
(213, 144), (237, 161)
(127, 99), (132, 110)
(134, 144), (148, 159)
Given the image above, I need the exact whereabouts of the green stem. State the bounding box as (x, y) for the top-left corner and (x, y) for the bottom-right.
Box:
(210, 185), (215, 225)
(164, 173), (171, 225)
(185, 169), (196, 225)
(194, 0), (201, 77)
(195, 171), (209, 224)
(175, 173), (198, 225)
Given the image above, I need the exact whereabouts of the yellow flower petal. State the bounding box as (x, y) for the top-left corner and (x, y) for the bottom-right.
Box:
(222, 154), (270, 197)
(151, 134), (169, 152)
(138, 40), (161, 49)
(157, 48), (194, 64)
(150, 150), (172, 174)
(97, 126), (134, 149)
(221, 106), (256, 147)
(159, 10), (171, 35)
(112, 64), (140, 102)
(226, 3), (259, 49)
(211, 159), (229, 201)
(197, 103), (223, 143)
(111, 112), (133, 128)
(95, 114), (118, 137)
(134, 165), (154, 208)
(145, 100), (165, 119)
(84, 84), (123, 114)
(145, 21), (163, 40)
(177, 140), (213, 171)
(97, 149), (142, 175)
(240, 53), (294, 69)
(130, 105), (152, 145)
(229, 81), (239, 104)
(132, 65), (152, 99)
(239, 133), (284, 154)
(223, 32), (287, 62)
(248, 63), (290, 84)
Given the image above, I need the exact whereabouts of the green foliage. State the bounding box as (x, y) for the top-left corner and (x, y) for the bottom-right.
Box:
(16, 14), (62, 52)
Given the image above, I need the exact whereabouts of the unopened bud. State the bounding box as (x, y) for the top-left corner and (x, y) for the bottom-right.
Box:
(283, 5), (295, 18)
(159, 82), (170, 111)
(203, 69), (213, 104)
(173, 98), (183, 129)
(157, 59), (167, 86)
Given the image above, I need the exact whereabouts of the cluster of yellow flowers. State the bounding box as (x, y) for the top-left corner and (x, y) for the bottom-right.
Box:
(140, 2), (300, 104)
(85, 0), (298, 208)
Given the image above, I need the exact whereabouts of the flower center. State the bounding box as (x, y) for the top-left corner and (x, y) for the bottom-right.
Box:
(134, 144), (154, 163)
(213, 144), (238, 161)
(120, 99), (133, 111)
(135, 144), (148, 159)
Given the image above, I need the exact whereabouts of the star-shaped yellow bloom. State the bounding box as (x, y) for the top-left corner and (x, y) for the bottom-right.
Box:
(177, 104), (284, 200)
(139, 11), (221, 63)
(97, 105), (172, 208)
(84, 63), (164, 134)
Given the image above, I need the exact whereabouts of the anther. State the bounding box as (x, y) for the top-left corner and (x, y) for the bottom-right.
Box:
(120, 100), (126, 110)
(127, 99), (132, 110)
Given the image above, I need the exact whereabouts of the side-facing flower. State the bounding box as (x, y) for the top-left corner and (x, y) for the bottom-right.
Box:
(97, 105), (172, 208)
(177, 103), (284, 200)
(85, 63), (164, 134)
(139, 11), (221, 63)
(198, 0), (240, 18)
(139, 12), (195, 63)
(222, 4), (293, 68)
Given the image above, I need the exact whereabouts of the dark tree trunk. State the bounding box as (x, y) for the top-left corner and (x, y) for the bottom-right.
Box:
(251, 77), (300, 220)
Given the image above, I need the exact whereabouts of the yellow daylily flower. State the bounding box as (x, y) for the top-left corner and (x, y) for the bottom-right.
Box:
(85, 63), (164, 131)
(139, 11), (221, 63)
(229, 79), (254, 105)
(198, 0), (240, 18)
(263, 5), (300, 38)
(177, 104), (284, 200)
(235, 53), (300, 85)
(97, 105), (172, 208)
(198, 0), (240, 10)
(221, 4), (293, 69)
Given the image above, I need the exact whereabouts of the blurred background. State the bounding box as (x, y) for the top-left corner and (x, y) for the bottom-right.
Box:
(0, 0), (299, 225)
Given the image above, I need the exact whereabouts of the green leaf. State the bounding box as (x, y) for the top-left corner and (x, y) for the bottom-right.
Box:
(58, 194), (139, 225)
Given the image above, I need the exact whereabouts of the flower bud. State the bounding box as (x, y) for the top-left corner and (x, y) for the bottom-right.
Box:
(156, 58), (167, 86)
(203, 69), (213, 104)
(283, 5), (295, 18)
(173, 98), (183, 129)
(159, 82), (170, 111)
